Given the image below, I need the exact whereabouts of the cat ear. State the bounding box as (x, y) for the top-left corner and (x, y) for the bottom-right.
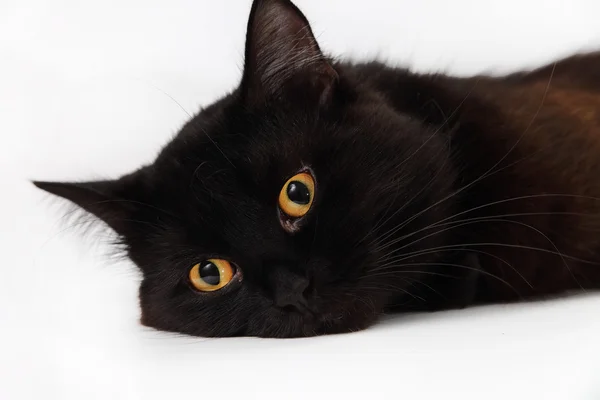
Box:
(33, 180), (134, 235)
(241, 0), (338, 106)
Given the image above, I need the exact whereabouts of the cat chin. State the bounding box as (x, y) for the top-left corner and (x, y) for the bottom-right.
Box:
(242, 314), (379, 338)
(140, 290), (383, 338)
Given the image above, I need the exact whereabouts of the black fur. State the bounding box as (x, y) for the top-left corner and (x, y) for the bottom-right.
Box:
(35, 0), (600, 337)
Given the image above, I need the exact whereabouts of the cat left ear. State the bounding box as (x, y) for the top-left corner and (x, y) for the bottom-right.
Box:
(33, 180), (135, 235)
(241, 0), (338, 107)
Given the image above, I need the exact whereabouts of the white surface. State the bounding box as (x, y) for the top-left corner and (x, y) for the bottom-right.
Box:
(2, 0), (600, 399)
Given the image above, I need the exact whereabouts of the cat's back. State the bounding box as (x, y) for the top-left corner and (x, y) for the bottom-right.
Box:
(456, 52), (600, 297)
(503, 51), (600, 136)
(325, 53), (600, 301)
(355, 51), (600, 298)
(511, 51), (600, 93)
(477, 52), (600, 173)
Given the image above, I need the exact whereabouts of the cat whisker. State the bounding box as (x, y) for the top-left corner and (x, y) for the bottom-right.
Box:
(366, 80), (482, 246)
(378, 213), (571, 255)
(380, 240), (600, 272)
(150, 82), (192, 118)
(359, 285), (425, 302)
(191, 120), (236, 170)
(364, 140), (453, 247)
(376, 214), (596, 287)
(408, 278), (447, 300)
(392, 79), (477, 171)
(374, 64), (557, 247)
(365, 269), (458, 279)
(375, 197), (600, 255)
(371, 261), (520, 296)
(189, 161), (209, 188)
(373, 247), (531, 288)
(432, 193), (600, 228)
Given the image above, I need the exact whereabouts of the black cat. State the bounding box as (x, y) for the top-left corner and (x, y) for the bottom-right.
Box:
(35, 0), (600, 337)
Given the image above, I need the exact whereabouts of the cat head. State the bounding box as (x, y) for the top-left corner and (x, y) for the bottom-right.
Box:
(35, 0), (458, 337)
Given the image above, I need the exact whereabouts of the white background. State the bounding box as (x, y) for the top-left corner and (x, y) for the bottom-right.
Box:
(2, 0), (600, 399)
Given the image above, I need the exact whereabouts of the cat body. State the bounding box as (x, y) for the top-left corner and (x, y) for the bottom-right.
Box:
(35, 0), (600, 337)
(358, 54), (600, 308)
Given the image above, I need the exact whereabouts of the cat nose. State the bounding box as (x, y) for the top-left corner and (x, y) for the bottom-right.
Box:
(268, 268), (313, 314)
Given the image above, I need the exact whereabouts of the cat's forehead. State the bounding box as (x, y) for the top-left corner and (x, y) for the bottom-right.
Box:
(143, 109), (328, 252)
(169, 105), (330, 178)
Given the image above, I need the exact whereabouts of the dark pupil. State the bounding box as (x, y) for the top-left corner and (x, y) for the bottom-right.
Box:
(287, 181), (310, 205)
(199, 261), (220, 285)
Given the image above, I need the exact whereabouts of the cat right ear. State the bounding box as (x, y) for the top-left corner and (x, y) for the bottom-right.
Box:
(33, 180), (135, 235)
(241, 0), (338, 107)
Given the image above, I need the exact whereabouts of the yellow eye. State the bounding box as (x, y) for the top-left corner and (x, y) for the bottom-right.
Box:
(189, 259), (235, 292)
(278, 172), (315, 218)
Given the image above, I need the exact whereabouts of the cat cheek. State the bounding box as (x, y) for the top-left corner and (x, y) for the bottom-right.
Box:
(278, 212), (304, 234)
